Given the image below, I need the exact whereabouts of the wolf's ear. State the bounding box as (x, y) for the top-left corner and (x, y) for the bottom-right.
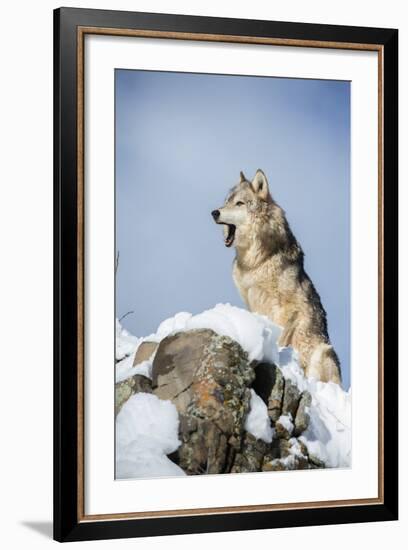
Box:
(239, 171), (247, 183)
(251, 169), (270, 201)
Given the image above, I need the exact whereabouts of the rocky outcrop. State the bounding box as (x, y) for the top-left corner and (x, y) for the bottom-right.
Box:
(116, 329), (325, 474)
(152, 329), (254, 474)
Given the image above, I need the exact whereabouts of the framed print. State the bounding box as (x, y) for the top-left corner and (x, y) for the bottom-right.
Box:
(53, 7), (398, 542)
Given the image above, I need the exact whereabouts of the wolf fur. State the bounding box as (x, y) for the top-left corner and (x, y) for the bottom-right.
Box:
(212, 169), (342, 385)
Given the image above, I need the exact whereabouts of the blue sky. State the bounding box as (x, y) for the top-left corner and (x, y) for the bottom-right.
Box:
(115, 69), (351, 388)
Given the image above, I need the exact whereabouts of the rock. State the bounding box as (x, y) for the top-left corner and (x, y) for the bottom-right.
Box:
(262, 454), (310, 471)
(152, 330), (213, 414)
(132, 374), (152, 394)
(248, 364), (305, 434)
(307, 452), (326, 469)
(133, 341), (158, 366)
(115, 374), (152, 416)
(262, 459), (286, 471)
(282, 379), (301, 419)
(152, 329), (255, 475)
(297, 439), (308, 455)
(176, 418), (231, 475)
(278, 438), (292, 458)
(268, 367), (285, 422)
(262, 438), (310, 471)
(263, 438), (289, 465)
(251, 362), (284, 423)
(294, 390), (312, 436)
(275, 413), (294, 439)
(230, 433), (269, 473)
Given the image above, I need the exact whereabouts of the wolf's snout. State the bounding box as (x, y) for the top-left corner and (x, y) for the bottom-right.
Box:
(211, 209), (220, 221)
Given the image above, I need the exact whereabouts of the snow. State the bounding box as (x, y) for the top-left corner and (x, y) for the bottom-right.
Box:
(115, 319), (156, 383)
(277, 413), (294, 434)
(115, 319), (139, 363)
(299, 382), (351, 468)
(288, 437), (307, 459)
(146, 303), (281, 364)
(116, 393), (185, 479)
(116, 358), (152, 383)
(115, 303), (352, 478)
(245, 389), (274, 443)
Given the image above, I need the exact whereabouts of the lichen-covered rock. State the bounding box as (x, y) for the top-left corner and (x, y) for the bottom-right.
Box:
(152, 329), (255, 475)
(115, 374), (152, 416)
(230, 433), (269, 473)
(175, 414), (232, 475)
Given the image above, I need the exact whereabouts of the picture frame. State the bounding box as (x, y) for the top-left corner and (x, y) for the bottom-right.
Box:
(53, 7), (398, 542)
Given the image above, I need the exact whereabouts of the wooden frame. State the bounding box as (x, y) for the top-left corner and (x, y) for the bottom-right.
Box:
(54, 7), (398, 542)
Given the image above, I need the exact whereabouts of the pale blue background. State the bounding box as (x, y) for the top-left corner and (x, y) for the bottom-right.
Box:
(115, 70), (351, 389)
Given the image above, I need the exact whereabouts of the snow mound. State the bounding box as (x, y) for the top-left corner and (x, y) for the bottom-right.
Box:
(116, 393), (185, 479)
(116, 358), (152, 384)
(245, 389), (274, 443)
(115, 319), (140, 363)
(146, 303), (281, 364)
(300, 382), (351, 468)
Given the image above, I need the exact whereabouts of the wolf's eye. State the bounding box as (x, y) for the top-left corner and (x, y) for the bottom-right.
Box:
(235, 201), (245, 206)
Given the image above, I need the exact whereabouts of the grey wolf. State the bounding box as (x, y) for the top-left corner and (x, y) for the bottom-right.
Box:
(211, 170), (342, 385)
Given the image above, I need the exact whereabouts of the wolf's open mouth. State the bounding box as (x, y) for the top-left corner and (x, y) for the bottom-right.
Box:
(224, 224), (236, 247)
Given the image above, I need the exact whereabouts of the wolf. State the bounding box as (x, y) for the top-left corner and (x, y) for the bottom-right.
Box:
(211, 169), (342, 385)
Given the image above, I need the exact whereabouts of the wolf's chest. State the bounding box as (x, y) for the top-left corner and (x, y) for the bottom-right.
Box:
(232, 261), (280, 292)
(232, 260), (292, 322)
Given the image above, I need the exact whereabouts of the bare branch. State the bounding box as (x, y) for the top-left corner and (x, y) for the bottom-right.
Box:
(119, 310), (134, 323)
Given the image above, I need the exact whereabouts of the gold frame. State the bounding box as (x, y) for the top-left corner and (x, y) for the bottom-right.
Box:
(76, 27), (384, 523)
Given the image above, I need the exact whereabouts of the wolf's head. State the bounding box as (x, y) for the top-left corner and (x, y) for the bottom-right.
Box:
(211, 169), (272, 248)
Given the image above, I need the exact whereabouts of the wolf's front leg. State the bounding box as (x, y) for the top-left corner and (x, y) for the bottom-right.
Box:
(246, 286), (280, 321)
(278, 311), (299, 348)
